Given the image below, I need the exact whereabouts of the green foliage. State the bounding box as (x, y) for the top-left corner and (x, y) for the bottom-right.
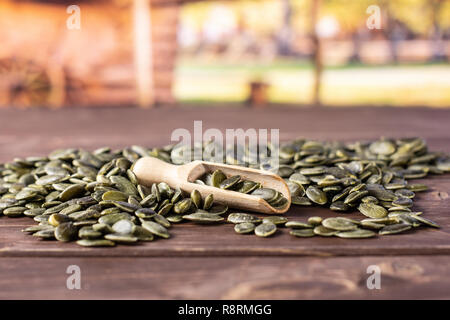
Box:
(181, 0), (449, 35)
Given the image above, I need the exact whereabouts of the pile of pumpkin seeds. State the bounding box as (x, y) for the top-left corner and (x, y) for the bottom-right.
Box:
(257, 137), (447, 238)
(228, 213), (439, 239)
(0, 147), (229, 246)
(0, 137), (448, 246)
(195, 169), (288, 209)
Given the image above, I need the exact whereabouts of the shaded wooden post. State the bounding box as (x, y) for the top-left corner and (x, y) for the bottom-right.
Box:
(248, 80), (270, 107)
(46, 62), (66, 108)
(311, 0), (322, 106)
(150, 4), (179, 105)
(133, 0), (154, 108)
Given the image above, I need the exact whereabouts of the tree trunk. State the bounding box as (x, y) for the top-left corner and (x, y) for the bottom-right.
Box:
(277, 0), (293, 56)
(311, 0), (322, 106)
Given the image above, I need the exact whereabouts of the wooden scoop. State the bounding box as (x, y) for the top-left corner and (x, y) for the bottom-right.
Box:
(133, 157), (291, 214)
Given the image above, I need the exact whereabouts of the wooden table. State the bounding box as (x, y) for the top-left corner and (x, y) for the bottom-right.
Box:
(0, 106), (449, 299)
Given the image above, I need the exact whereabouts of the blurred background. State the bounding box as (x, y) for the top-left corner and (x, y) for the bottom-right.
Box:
(0, 0), (449, 109)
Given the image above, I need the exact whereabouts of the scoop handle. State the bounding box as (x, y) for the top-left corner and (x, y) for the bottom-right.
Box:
(132, 157), (201, 189)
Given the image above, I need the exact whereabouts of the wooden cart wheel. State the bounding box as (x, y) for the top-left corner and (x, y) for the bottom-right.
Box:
(0, 58), (51, 108)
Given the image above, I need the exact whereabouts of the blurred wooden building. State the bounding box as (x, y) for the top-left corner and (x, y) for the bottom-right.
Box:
(0, 0), (182, 108)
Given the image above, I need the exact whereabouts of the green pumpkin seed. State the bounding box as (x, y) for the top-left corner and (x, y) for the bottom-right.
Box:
(235, 180), (259, 194)
(211, 170), (227, 187)
(15, 189), (37, 201)
(154, 214), (171, 228)
(251, 188), (277, 202)
(78, 226), (102, 239)
(140, 193), (157, 206)
(102, 191), (128, 202)
(141, 221), (170, 239)
(379, 223), (412, 235)
(361, 217), (399, 225)
(22, 225), (54, 234)
(112, 201), (139, 213)
(336, 229), (376, 239)
(262, 216), (288, 225)
(73, 219), (97, 227)
(132, 225), (154, 241)
(48, 213), (71, 227)
(55, 222), (78, 242)
(358, 203), (388, 219)
(285, 221), (313, 229)
(98, 212), (132, 225)
(291, 196), (312, 205)
(60, 204), (83, 215)
(411, 215), (440, 228)
(157, 203), (173, 216)
(395, 189), (415, 199)
(330, 201), (350, 212)
(344, 191), (369, 204)
(92, 223), (114, 234)
(406, 184), (428, 192)
(234, 222), (255, 234)
(183, 212), (224, 223)
(166, 214), (184, 223)
(76, 239), (115, 247)
(208, 204), (229, 215)
(322, 217), (358, 231)
(35, 175), (68, 186)
(313, 225), (339, 236)
(290, 228), (315, 237)
(33, 229), (56, 239)
(219, 175), (241, 190)
(227, 213), (262, 224)
(305, 186), (327, 205)
(69, 210), (99, 221)
(174, 198), (192, 214)
(395, 214), (421, 227)
(104, 233), (138, 243)
(190, 189), (202, 208)
(307, 216), (323, 226)
(135, 208), (156, 219)
(3, 206), (26, 217)
(23, 208), (45, 217)
(289, 173), (310, 185)
(255, 222), (277, 237)
(287, 181), (304, 197)
(59, 184), (85, 202)
(112, 219), (134, 234)
(360, 221), (385, 230)
(300, 167), (326, 176)
(369, 140), (395, 155)
(110, 176), (138, 196)
(392, 197), (413, 208)
(203, 194), (214, 210)
(361, 196), (379, 204)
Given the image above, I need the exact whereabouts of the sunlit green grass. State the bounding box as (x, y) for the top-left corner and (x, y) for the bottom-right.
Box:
(174, 60), (450, 107)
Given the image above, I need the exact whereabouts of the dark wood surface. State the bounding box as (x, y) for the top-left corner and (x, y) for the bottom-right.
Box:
(0, 106), (449, 299)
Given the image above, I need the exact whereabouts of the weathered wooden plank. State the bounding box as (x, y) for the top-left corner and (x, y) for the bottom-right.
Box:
(0, 107), (449, 165)
(0, 255), (448, 299)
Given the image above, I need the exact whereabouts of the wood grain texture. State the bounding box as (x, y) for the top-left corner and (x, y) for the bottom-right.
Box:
(0, 107), (449, 299)
(0, 256), (448, 299)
